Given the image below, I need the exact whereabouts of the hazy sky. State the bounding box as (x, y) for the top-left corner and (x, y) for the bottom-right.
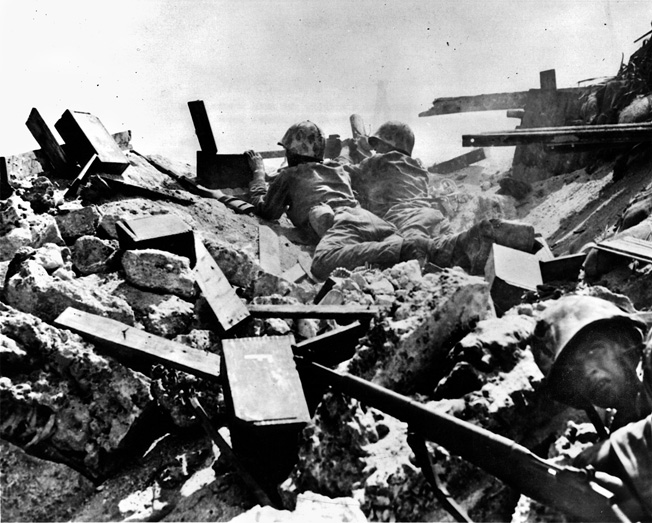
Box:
(1, 1), (649, 167)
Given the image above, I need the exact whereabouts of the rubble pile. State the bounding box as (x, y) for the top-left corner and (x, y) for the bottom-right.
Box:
(2, 29), (652, 523)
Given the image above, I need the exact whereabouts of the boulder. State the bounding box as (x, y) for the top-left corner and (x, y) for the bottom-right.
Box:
(0, 303), (152, 481)
(71, 235), (119, 275)
(4, 260), (134, 324)
(55, 205), (102, 243)
(347, 268), (495, 394)
(0, 438), (96, 522)
(122, 249), (196, 300)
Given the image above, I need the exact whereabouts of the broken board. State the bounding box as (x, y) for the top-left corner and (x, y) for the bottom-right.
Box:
(116, 213), (196, 264)
(194, 237), (250, 331)
(248, 304), (378, 320)
(25, 108), (70, 174)
(258, 225), (282, 276)
(55, 110), (130, 174)
(188, 100), (218, 154)
(54, 307), (221, 381)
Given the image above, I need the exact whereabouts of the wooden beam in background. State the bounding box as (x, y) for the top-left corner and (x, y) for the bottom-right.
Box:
(429, 148), (486, 174)
(463, 123), (652, 147)
(188, 100), (218, 154)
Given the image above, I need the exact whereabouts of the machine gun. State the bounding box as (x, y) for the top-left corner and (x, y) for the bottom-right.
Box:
(295, 356), (645, 523)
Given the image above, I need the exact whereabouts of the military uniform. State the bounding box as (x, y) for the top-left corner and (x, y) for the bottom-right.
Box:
(343, 150), (450, 240)
(248, 158), (407, 280)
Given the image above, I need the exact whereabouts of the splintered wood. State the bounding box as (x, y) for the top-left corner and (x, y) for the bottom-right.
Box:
(194, 237), (250, 331)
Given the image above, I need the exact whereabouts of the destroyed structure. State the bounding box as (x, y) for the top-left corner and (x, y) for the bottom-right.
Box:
(1, 25), (652, 523)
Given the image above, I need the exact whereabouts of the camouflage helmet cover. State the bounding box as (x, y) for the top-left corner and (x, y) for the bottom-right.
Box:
(532, 295), (646, 406)
(368, 121), (415, 156)
(278, 121), (326, 160)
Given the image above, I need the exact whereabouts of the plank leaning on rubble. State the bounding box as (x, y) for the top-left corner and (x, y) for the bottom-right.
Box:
(54, 307), (221, 381)
(194, 235), (251, 331)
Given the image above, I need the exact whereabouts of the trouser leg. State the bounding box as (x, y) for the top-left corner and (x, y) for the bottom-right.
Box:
(311, 207), (403, 280)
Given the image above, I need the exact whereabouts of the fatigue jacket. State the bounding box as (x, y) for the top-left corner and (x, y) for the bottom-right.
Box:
(344, 151), (431, 219)
(248, 160), (358, 231)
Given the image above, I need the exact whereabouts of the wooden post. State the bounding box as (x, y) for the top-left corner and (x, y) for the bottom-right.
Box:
(25, 108), (70, 173)
(539, 69), (557, 91)
(188, 100), (218, 154)
(0, 157), (12, 200)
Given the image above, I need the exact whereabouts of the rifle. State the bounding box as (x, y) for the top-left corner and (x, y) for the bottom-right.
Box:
(295, 356), (644, 523)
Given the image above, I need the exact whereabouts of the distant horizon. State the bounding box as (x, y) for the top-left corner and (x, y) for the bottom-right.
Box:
(1, 1), (649, 168)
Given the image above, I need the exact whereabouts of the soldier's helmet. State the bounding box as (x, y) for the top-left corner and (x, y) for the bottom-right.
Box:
(278, 121), (326, 161)
(532, 295), (646, 408)
(368, 121), (415, 156)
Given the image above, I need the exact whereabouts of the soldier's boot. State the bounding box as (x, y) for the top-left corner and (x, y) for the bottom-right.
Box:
(427, 219), (536, 275)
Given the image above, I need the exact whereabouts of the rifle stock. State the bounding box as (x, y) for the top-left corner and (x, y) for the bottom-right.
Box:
(296, 357), (634, 522)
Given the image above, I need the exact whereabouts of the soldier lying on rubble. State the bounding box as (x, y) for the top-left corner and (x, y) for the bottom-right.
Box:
(246, 120), (535, 279)
(533, 295), (652, 518)
(336, 120), (536, 274)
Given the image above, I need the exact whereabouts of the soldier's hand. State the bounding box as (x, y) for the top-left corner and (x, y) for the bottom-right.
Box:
(245, 150), (265, 179)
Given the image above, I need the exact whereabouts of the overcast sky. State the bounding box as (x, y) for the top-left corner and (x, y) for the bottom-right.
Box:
(0, 1), (649, 168)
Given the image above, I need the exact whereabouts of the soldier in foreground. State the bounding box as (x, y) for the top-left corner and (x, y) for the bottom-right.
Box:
(533, 295), (652, 518)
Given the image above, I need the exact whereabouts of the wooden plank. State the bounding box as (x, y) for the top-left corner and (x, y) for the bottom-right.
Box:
(194, 237), (250, 331)
(54, 307), (221, 380)
(222, 335), (310, 426)
(280, 263), (305, 283)
(64, 154), (98, 199)
(55, 110), (130, 174)
(539, 69), (557, 90)
(428, 148), (485, 174)
(298, 252), (318, 283)
(188, 100), (218, 154)
(294, 321), (366, 366)
(259, 150), (286, 159)
(258, 225), (282, 276)
(419, 87), (586, 117)
(594, 237), (652, 264)
(0, 157), (12, 200)
(25, 108), (69, 173)
(463, 123), (652, 147)
(248, 304), (379, 320)
(419, 91), (531, 117)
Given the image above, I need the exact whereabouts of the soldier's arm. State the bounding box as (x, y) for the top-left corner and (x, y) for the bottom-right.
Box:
(246, 150), (289, 221)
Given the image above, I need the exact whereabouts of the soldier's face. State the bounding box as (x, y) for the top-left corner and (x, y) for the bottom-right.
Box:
(567, 336), (640, 409)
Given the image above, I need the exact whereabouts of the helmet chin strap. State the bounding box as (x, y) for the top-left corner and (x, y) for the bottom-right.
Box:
(581, 399), (610, 439)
